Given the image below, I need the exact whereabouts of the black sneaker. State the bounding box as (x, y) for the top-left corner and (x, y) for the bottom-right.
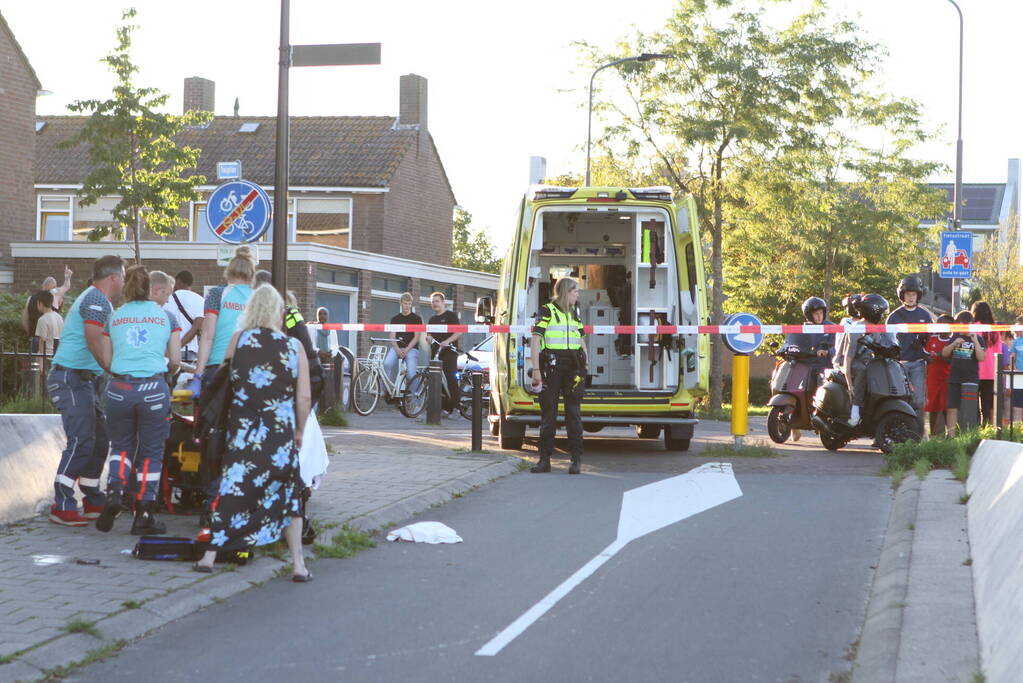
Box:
(131, 501), (166, 535)
(95, 492), (124, 533)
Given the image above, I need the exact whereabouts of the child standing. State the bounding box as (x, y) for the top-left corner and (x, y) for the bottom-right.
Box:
(924, 313), (954, 438)
(943, 310), (987, 436)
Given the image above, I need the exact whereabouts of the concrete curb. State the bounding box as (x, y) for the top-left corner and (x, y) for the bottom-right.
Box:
(852, 476), (921, 683)
(0, 452), (521, 682)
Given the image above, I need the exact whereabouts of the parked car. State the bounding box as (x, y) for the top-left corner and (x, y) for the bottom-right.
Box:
(458, 335), (493, 372)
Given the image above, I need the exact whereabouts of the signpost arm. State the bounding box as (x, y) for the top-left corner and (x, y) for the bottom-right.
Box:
(271, 0), (291, 297)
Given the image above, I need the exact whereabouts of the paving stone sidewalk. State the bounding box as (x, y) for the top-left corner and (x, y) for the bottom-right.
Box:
(0, 412), (521, 682)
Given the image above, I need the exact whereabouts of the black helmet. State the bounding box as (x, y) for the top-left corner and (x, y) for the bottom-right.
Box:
(896, 276), (926, 302)
(855, 293), (890, 324)
(841, 293), (863, 318)
(801, 296), (828, 322)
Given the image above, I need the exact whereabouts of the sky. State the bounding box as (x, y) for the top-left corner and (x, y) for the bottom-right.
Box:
(2, 0), (1020, 252)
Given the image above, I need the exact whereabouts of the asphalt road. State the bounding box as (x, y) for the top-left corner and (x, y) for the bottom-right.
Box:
(70, 422), (893, 683)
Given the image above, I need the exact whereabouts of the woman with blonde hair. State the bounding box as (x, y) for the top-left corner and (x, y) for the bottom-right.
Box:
(193, 284), (312, 580)
(529, 276), (588, 474)
(194, 245), (256, 527)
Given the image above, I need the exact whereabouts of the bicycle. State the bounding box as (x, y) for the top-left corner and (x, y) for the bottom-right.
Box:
(413, 340), (484, 419)
(351, 339), (427, 417)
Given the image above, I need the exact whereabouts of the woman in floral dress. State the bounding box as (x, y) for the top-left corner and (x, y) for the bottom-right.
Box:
(193, 285), (313, 581)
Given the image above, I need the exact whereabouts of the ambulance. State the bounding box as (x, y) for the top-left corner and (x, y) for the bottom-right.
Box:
(475, 185), (710, 451)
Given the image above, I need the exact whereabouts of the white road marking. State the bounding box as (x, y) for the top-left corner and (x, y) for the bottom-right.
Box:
(474, 462), (743, 657)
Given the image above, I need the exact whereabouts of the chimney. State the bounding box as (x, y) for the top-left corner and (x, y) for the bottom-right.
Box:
(398, 74), (428, 156)
(183, 76), (215, 114)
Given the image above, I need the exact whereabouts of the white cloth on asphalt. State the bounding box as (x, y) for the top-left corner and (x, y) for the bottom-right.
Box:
(298, 413), (329, 489)
(386, 522), (463, 544)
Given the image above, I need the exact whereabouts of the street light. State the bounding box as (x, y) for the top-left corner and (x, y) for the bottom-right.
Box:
(946, 0), (964, 230)
(585, 53), (673, 186)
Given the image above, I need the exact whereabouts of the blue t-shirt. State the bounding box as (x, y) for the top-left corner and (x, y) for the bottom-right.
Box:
(1011, 337), (1023, 370)
(204, 284), (253, 366)
(886, 306), (933, 362)
(106, 301), (180, 378)
(52, 287), (113, 373)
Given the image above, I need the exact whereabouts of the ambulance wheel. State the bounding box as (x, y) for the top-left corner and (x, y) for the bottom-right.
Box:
(636, 424), (661, 439)
(583, 424), (604, 433)
(498, 418), (524, 450)
(767, 406), (792, 444)
(820, 432), (846, 451)
(664, 436), (690, 451)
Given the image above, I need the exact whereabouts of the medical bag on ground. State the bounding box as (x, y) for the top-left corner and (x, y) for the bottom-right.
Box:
(131, 536), (251, 565)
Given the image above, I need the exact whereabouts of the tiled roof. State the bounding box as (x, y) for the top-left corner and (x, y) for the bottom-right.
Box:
(926, 183), (1006, 225)
(35, 115), (433, 190)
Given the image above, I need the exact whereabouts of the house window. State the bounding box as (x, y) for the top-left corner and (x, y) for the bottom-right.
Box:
(39, 196), (71, 241)
(74, 197), (124, 241)
(316, 267), (358, 286)
(261, 197), (296, 243)
(295, 197), (351, 248)
(422, 281), (454, 301)
(371, 275), (409, 293)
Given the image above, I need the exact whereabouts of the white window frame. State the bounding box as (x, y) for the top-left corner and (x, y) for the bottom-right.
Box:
(37, 194), (73, 241)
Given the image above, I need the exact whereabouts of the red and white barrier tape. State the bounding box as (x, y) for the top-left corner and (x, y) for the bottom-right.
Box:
(307, 323), (1023, 335)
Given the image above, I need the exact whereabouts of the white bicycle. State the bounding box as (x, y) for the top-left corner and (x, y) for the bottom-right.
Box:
(352, 339), (427, 417)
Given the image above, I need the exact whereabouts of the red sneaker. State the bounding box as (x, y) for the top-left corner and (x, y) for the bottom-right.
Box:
(82, 501), (104, 519)
(195, 528), (212, 543)
(49, 506), (89, 527)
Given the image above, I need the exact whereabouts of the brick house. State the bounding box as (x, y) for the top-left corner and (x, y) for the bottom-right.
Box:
(0, 12), (40, 288)
(11, 74), (497, 352)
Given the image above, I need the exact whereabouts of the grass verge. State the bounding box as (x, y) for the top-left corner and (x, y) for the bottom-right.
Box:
(0, 394), (55, 414)
(701, 440), (781, 458)
(695, 403), (771, 421)
(42, 639), (127, 680)
(913, 458), (931, 480)
(318, 405), (349, 428)
(313, 524), (376, 559)
(883, 425), (1018, 482)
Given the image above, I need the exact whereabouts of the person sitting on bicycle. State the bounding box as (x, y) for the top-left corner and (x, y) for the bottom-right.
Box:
(384, 292), (422, 400)
(425, 292), (461, 415)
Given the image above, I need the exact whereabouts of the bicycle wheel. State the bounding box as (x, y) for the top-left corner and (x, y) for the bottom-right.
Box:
(352, 367), (381, 416)
(399, 372), (428, 418)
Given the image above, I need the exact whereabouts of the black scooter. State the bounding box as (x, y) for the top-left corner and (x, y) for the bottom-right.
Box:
(811, 340), (921, 453)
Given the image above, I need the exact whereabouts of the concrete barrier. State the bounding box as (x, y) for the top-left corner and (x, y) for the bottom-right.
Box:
(967, 439), (1023, 683)
(0, 414), (64, 524)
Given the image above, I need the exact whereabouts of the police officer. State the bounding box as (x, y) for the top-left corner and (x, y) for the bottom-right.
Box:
(529, 277), (588, 474)
(95, 268), (180, 535)
(46, 255), (124, 527)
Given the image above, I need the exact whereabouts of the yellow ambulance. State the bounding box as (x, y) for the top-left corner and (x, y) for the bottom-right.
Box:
(475, 185), (710, 451)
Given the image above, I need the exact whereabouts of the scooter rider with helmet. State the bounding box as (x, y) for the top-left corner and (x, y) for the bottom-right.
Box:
(783, 297), (834, 440)
(886, 277), (933, 437)
(845, 294), (898, 426)
(833, 294), (862, 372)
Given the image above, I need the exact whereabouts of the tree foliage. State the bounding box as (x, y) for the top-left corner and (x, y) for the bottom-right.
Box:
(60, 8), (210, 264)
(577, 0), (947, 405)
(967, 217), (1023, 322)
(452, 209), (501, 274)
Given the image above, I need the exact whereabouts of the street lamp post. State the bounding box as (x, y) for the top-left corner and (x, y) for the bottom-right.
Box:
(947, 0), (964, 231)
(585, 53), (673, 186)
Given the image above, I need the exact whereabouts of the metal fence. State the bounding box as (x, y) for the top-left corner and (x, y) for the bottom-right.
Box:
(0, 342), (57, 405)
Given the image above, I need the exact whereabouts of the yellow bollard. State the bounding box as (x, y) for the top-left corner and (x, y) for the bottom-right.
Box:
(731, 353), (750, 449)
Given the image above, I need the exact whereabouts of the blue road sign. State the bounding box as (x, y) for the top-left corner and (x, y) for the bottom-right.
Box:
(939, 231), (972, 279)
(722, 312), (764, 355)
(205, 180), (271, 244)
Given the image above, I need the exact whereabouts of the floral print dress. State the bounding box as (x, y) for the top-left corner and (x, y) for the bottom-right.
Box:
(209, 327), (303, 551)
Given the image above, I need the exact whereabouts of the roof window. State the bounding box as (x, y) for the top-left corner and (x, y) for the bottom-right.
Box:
(238, 122), (260, 133)
(35, 121), (46, 133)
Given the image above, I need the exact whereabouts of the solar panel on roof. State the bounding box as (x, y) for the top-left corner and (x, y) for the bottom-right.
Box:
(961, 186), (1000, 222)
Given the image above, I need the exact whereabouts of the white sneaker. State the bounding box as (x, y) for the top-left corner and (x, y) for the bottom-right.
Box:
(849, 406), (861, 426)
(791, 429), (802, 442)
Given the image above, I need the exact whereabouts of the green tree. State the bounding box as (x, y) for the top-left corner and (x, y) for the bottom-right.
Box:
(452, 208), (501, 274)
(968, 216), (1023, 322)
(579, 0), (933, 408)
(60, 9), (210, 264)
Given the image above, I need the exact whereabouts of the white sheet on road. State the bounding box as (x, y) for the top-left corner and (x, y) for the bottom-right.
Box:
(475, 462), (743, 657)
(386, 521), (464, 544)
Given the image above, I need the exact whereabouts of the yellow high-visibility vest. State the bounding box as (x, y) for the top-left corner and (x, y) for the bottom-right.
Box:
(537, 302), (583, 351)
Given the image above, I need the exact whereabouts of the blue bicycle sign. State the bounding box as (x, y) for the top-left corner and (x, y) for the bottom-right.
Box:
(205, 180), (272, 244)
